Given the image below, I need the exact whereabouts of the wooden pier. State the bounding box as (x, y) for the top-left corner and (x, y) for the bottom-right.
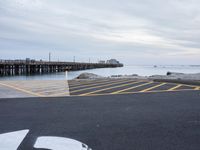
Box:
(0, 59), (123, 76)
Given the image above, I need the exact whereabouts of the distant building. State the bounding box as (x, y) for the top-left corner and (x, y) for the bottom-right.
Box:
(98, 60), (106, 64)
(106, 59), (120, 65)
(26, 58), (31, 62)
(26, 58), (35, 63)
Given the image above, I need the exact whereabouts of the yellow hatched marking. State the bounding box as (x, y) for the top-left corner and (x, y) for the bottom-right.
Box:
(33, 87), (64, 93)
(79, 88), (196, 97)
(70, 79), (133, 93)
(80, 80), (144, 96)
(69, 79), (129, 90)
(9, 81), (58, 87)
(62, 80), (138, 96)
(183, 84), (198, 88)
(112, 82), (153, 94)
(37, 88), (68, 94)
(140, 82), (167, 92)
(69, 79), (110, 87)
(7, 83), (67, 93)
(33, 83), (71, 92)
(7, 81), (67, 91)
(69, 78), (115, 86)
(167, 84), (182, 91)
(36, 85), (69, 93)
(33, 82), (69, 93)
(21, 85), (60, 91)
(0, 82), (44, 97)
(69, 79), (124, 89)
(160, 82), (197, 88)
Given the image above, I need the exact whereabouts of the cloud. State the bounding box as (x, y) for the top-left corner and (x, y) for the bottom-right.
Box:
(0, 0), (200, 64)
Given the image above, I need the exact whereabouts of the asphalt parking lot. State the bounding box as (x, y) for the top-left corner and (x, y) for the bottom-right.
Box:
(0, 80), (70, 98)
(0, 79), (199, 98)
(68, 79), (200, 96)
(0, 79), (200, 149)
(0, 90), (200, 150)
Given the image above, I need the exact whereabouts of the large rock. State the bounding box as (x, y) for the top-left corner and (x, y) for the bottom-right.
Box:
(149, 72), (200, 80)
(76, 73), (103, 79)
(166, 72), (184, 76)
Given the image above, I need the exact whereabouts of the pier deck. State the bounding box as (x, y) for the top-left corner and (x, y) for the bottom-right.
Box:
(0, 60), (123, 76)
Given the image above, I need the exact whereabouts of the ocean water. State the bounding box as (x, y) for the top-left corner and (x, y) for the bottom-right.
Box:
(0, 65), (200, 80)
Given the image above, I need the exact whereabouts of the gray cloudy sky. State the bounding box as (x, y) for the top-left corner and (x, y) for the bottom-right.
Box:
(0, 0), (200, 65)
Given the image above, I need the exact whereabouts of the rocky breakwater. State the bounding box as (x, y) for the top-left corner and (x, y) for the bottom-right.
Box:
(149, 72), (200, 85)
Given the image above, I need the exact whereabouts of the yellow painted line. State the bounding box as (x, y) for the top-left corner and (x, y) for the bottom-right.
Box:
(64, 80), (140, 95)
(182, 84), (198, 88)
(69, 79), (129, 90)
(69, 79), (110, 87)
(72, 88), (196, 97)
(21, 81), (69, 92)
(9, 81), (57, 87)
(32, 86), (64, 92)
(158, 82), (198, 88)
(33, 82), (69, 93)
(69, 79), (132, 93)
(7, 82), (65, 91)
(36, 83), (70, 94)
(123, 89), (196, 94)
(80, 80), (144, 96)
(140, 82), (167, 92)
(37, 88), (69, 94)
(167, 84), (182, 91)
(194, 86), (200, 90)
(111, 81), (153, 94)
(32, 83), (70, 91)
(69, 80), (114, 89)
(69, 79), (112, 88)
(0, 82), (44, 97)
(69, 78), (113, 86)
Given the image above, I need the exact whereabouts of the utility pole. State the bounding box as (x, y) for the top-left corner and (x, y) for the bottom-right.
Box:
(89, 58), (90, 63)
(49, 52), (51, 62)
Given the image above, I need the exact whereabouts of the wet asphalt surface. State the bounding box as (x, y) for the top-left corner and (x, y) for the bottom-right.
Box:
(0, 90), (200, 150)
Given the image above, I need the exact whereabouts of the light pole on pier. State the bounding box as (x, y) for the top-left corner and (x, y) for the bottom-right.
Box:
(49, 52), (51, 62)
(73, 56), (75, 63)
